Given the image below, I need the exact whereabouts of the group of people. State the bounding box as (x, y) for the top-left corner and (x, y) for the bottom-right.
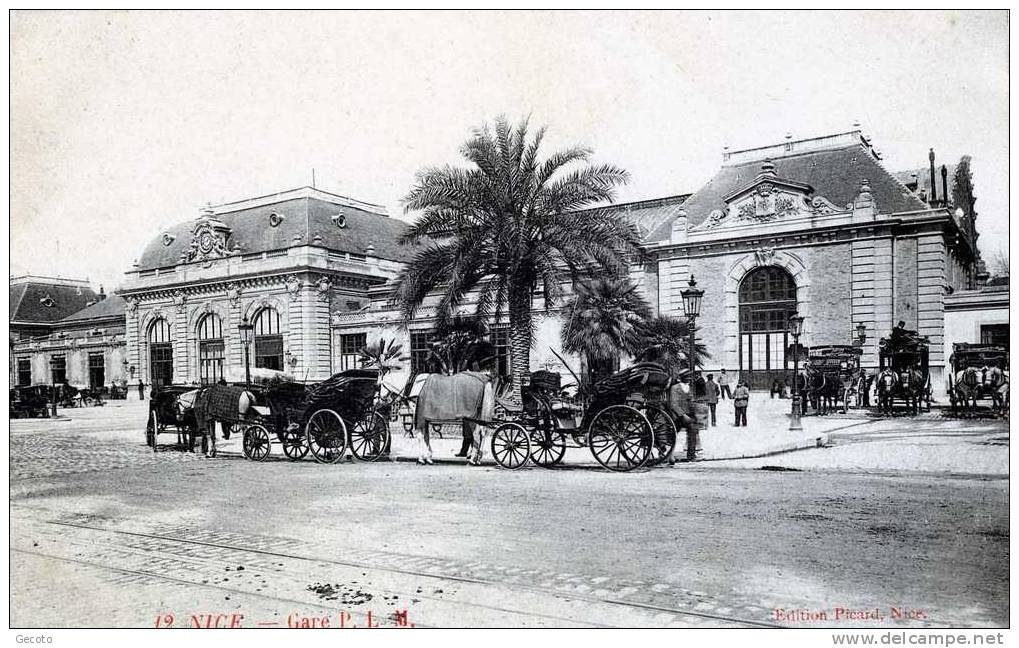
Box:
(683, 369), (753, 428)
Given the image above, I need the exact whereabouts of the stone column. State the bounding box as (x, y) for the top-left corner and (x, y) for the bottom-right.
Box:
(916, 233), (947, 394)
(124, 298), (142, 399)
(851, 239), (879, 369)
(172, 291), (189, 384)
(226, 284), (243, 378)
(871, 236), (895, 357)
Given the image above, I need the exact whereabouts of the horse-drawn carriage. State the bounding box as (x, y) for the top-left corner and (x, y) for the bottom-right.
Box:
(802, 345), (864, 414)
(145, 369), (391, 463)
(876, 327), (932, 415)
(10, 385), (52, 418)
(417, 362), (676, 472)
(947, 343), (1009, 417)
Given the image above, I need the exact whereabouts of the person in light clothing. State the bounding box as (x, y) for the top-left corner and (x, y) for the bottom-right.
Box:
(718, 369), (733, 400)
(733, 381), (750, 427)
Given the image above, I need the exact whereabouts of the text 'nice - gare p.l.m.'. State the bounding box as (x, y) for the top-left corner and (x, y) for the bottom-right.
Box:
(10, 129), (1002, 397)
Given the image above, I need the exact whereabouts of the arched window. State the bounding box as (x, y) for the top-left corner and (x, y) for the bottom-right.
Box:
(148, 318), (173, 387)
(252, 307), (284, 371)
(197, 313), (225, 385)
(738, 267), (797, 390)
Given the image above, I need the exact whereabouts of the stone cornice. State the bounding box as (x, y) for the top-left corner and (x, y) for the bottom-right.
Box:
(120, 270), (377, 303)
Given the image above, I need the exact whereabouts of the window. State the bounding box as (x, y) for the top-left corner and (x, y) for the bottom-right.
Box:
(88, 353), (105, 390)
(17, 359), (31, 386)
(197, 313), (225, 385)
(410, 330), (438, 375)
(489, 326), (511, 378)
(338, 333), (367, 371)
(253, 307), (284, 371)
(981, 324), (1009, 349)
(50, 355), (67, 385)
(148, 318), (173, 387)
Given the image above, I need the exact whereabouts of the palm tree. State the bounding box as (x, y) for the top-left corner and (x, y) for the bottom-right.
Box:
(561, 277), (651, 384)
(395, 116), (644, 404)
(357, 338), (403, 376)
(429, 315), (497, 375)
(632, 315), (709, 377)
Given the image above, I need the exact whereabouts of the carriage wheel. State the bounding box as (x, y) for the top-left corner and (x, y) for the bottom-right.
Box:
(588, 405), (652, 472)
(644, 405), (677, 466)
(281, 427), (309, 460)
(350, 412), (391, 462)
(527, 398), (565, 467)
(146, 409), (158, 451)
(491, 422), (531, 469)
(242, 424), (272, 462)
(305, 409), (348, 464)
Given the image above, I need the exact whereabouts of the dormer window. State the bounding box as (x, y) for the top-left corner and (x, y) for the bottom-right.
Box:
(332, 212), (346, 228)
(39, 295), (55, 308)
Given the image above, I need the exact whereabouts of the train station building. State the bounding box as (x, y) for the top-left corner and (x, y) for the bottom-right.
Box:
(9, 129), (997, 397)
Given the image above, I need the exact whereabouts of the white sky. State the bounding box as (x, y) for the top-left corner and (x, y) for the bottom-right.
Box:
(10, 10), (1009, 290)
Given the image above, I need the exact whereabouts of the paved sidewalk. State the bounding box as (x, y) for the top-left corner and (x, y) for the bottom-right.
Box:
(15, 393), (872, 466)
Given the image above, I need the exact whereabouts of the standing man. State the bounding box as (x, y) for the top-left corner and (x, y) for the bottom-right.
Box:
(733, 381), (750, 427)
(704, 373), (720, 427)
(668, 373), (700, 463)
(718, 368), (733, 400)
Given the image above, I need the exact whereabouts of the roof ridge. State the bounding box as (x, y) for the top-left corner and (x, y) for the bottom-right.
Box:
(724, 141), (866, 168)
(576, 194), (691, 213)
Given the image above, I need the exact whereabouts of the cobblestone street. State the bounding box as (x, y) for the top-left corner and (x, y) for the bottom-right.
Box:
(9, 400), (1009, 628)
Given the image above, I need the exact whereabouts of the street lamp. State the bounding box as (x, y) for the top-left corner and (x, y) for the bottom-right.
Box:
(680, 275), (704, 460)
(238, 316), (254, 387)
(855, 322), (867, 347)
(788, 313), (805, 431)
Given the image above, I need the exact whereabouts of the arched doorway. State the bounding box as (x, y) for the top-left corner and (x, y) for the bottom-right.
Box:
(738, 266), (797, 390)
(148, 318), (173, 388)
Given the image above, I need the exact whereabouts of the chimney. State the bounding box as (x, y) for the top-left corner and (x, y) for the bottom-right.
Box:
(940, 165), (949, 206)
(98, 285), (106, 301)
(928, 148), (937, 204)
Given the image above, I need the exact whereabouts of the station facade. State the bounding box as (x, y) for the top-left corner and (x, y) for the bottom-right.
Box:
(10, 130), (994, 395)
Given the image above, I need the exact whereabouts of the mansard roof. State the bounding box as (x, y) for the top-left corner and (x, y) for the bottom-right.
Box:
(9, 277), (98, 324)
(677, 135), (928, 232)
(137, 187), (417, 271)
(58, 293), (126, 324)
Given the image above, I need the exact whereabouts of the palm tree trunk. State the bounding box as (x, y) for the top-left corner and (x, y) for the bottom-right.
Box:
(508, 291), (532, 408)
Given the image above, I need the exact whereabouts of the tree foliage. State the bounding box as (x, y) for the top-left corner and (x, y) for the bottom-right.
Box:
(394, 116), (643, 402)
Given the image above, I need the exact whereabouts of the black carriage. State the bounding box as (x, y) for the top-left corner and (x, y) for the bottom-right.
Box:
(146, 384), (201, 450)
(947, 343), (1009, 416)
(876, 327), (932, 415)
(803, 345), (863, 414)
(10, 385), (52, 418)
(488, 362), (677, 472)
(194, 369), (391, 464)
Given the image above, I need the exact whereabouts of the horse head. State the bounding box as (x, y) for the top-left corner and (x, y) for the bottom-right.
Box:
(877, 370), (897, 393)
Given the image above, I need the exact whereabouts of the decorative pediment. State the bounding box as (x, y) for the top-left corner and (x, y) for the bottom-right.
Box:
(696, 160), (847, 231)
(184, 209), (233, 267)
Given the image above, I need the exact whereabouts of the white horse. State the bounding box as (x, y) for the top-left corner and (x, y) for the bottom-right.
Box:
(412, 371), (496, 465)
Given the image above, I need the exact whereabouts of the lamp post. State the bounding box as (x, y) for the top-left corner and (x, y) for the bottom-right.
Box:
(680, 275), (704, 461)
(788, 313), (805, 431)
(47, 357), (59, 417)
(238, 317), (254, 388)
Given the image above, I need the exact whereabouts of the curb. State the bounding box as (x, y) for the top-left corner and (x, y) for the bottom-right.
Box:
(695, 419), (877, 463)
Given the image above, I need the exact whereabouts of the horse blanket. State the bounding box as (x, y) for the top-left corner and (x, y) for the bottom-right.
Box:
(194, 384), (252, 426)
(414, 372), (493, 429)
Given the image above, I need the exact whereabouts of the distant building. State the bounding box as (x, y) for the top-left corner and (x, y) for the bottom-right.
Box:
(9, 276), (126, 389)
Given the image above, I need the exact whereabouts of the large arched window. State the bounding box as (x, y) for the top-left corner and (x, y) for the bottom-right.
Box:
(197, 313), (225, 384)
(738, 266), (797, 390)
(252, 307), (284, 371)
(148, 318), (173, 387)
